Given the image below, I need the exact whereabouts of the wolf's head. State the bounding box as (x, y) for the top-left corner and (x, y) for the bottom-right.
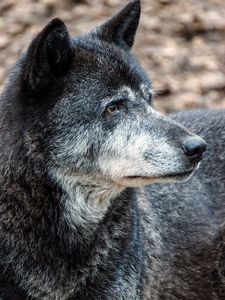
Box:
(11, 0), (206, 189)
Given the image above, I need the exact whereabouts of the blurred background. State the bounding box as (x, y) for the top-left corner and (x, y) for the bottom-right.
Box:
(0, 0), (224, 113)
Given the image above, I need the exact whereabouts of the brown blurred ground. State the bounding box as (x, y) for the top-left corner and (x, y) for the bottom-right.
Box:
(0, 0), (225, 113)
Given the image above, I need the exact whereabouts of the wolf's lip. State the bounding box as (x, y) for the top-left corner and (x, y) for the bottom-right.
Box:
(125, 170), (194, 180)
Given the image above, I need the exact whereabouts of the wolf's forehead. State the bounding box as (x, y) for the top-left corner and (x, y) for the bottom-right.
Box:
(73, 39), (153, 98)
(76, 40), (146, 78)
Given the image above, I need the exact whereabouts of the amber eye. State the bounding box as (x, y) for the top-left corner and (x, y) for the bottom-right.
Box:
(106, 100), (125, 116)
(107, 104), (120, 115)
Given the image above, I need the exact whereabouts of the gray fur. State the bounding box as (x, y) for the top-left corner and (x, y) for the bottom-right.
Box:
(0, 1), (224, 299)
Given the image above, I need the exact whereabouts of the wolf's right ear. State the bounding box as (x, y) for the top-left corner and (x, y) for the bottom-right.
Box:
(24, 18), (74, 93)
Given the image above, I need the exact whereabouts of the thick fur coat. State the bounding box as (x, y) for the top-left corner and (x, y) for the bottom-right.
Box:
(0, 1), (224, 299)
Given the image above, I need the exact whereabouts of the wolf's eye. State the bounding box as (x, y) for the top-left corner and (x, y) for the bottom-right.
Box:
(106, 101), (124, 115)
(107, 105), (119, 115)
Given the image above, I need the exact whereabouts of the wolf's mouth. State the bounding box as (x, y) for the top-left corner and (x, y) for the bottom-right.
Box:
(116, 168), (198, 187)
(125, 170), (194, 180)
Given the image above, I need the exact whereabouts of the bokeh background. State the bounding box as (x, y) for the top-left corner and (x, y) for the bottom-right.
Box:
(0, 0), (224, 113)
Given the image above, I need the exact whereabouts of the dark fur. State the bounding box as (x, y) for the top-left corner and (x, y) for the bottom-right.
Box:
(0, 1), (225, 299)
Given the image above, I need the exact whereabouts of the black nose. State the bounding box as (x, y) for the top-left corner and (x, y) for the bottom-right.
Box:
(182, 137), (207, 162)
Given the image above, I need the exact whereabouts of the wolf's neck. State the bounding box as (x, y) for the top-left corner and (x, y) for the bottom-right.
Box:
(58, 174), (124, 238)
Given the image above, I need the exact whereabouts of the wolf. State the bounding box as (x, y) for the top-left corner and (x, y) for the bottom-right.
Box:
(0, 0), (225, 299)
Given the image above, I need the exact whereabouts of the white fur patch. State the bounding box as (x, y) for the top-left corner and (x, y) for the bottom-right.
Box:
(53, 171), (123, 232)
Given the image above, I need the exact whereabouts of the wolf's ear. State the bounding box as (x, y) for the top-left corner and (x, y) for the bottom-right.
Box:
(94, 0), (141, 50)
(24, 18), (74, 93)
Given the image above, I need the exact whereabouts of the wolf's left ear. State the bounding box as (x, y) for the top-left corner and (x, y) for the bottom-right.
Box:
(94, 0), (141, 50)
(24, 18), (74, 93)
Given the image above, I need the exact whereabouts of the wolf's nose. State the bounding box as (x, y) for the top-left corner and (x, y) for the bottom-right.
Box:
(182, 137), (207, 162)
